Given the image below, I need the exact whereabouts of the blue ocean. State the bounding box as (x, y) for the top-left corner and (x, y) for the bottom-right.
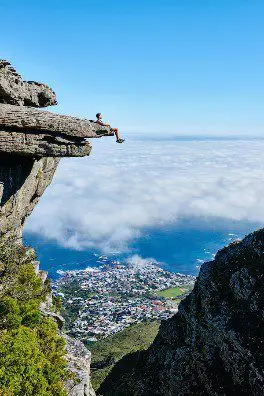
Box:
(24, 220), (258, 279)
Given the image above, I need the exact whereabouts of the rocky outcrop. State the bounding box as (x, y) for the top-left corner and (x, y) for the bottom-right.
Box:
(0, 104), (113, 157)
(0, 103), (111, 138)
(65, 336), (96, 396)
(100, 230), (264, 395)
(0, 60), (113, 395)
(0, 59), (57, 107)
(0, 61), (113, 243)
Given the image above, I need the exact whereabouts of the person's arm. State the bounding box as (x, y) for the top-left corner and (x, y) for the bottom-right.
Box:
(96, 120), (110, 127)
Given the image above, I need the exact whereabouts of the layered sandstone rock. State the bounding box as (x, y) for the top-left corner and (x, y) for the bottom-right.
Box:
(0, 104), (112, 157)
(99, 230), (264, 395)
(0, 59), (57, 107)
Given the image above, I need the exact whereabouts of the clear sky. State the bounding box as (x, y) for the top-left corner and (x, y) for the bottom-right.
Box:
(1, 0), (264, 135)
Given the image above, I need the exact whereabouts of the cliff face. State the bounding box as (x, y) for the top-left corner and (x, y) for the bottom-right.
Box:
(0, 59), (113, 243)
(100, 230), (264, 395)
(64, 335), (96, 396)
(0, 155), (59, 241)
(0, 60), (113, 395)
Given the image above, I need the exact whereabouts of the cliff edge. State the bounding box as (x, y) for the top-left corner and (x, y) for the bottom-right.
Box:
(0, 59), (113, 242)
(100, 229), (264, 395)
(0, 60), (112, 396)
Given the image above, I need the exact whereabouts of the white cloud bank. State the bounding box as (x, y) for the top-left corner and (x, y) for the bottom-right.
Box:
(25, 137), (264, 251)
(125, 254), (160, 268)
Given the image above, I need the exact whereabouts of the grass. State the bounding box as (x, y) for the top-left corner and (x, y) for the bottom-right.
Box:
(89, 321), (160, 391)
(156, 286), (190, 298)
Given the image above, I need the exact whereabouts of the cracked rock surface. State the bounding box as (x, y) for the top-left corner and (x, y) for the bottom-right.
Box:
(0, 59), (57, 107)
(0, 154), (59, 241)
(64, 335), (96, 396)
(100, 230), (264, 396)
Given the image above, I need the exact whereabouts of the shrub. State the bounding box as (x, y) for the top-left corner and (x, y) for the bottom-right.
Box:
(0, 297), (21, 330)
(7, 264), (43, 302)
(0, 243), (69, 396)
(0, 326), (67, 396)
(52, 295), (62, 313)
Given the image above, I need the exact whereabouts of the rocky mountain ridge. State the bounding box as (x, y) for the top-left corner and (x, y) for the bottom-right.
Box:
(0, 59), (113, 396)
(99, 230), (264, 395)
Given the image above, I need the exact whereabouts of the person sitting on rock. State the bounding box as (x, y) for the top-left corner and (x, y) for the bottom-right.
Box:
(95, 113), (125, 143)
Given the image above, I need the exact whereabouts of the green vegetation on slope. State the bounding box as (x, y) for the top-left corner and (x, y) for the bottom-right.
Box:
(89, 321), (160, 391)
(0, 243), (68, 396)
(156, 286), (190, 298)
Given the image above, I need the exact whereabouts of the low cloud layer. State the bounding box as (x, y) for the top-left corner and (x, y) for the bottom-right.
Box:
(126, 254), (159, 268)
(25, 137), (264, 251)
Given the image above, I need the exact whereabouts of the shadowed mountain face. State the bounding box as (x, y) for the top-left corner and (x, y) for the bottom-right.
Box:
(0, 154), (34, 205)
(99, 229), (264, 396)
(0, 155), (59, 241)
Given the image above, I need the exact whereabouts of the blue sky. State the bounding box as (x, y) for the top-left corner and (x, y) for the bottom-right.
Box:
(1, 0), (264, 135)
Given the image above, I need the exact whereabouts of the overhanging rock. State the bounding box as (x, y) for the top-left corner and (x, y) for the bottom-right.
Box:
(0, 60), (113, 240)
(0, 104), (113, 157)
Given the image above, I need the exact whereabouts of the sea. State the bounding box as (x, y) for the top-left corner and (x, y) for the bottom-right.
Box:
(23, 135), (264, 279)
(23, 221), (258, 280)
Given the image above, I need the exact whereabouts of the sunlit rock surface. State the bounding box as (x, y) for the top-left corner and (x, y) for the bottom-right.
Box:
(65, 335), (96, 396)
(0, 103), (113, 157)
(0, 59), (57, 107)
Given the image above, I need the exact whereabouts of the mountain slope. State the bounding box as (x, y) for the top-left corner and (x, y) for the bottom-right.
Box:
(100, 229), (264, 395)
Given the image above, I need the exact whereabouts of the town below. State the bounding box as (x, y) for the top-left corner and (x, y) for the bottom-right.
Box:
(53, 256), (195, 341)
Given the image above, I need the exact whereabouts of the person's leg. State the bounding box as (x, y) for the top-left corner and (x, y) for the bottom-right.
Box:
(112, 128), (120, 140)
(111, 127), (125, 143)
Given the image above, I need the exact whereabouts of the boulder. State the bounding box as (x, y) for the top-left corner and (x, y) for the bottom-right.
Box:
(0, 59), (57, 107)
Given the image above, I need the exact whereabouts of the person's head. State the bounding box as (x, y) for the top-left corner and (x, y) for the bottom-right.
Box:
(96, 112), (102, 120)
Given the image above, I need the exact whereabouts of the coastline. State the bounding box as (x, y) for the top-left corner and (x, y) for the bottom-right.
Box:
(23, 223), (252, 279)
(53, 259), (195, 341)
